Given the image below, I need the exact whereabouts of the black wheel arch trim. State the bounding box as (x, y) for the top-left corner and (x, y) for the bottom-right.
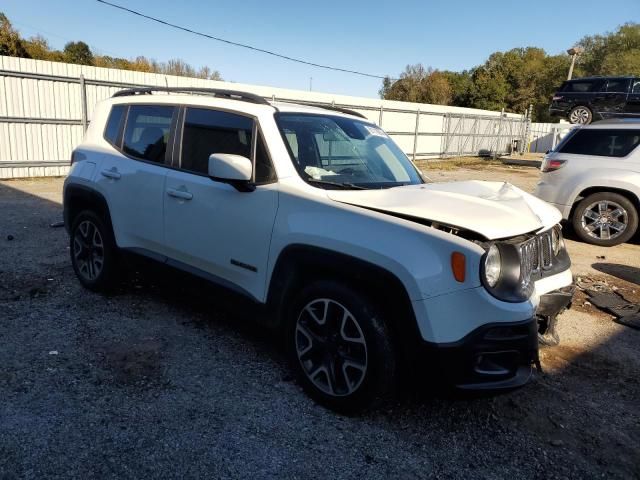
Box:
(63, 184), (114, 236)
(265, 244), (422, 353)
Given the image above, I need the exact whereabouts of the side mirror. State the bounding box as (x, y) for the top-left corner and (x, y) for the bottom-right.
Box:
(208, 153), (255, 192)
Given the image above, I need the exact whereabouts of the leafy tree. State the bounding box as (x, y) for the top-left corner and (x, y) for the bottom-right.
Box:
(0, 13), (29, 57)
(381, 23), (640, 121)
(63, 41), (94, 65)
(381, 64), (452, 105)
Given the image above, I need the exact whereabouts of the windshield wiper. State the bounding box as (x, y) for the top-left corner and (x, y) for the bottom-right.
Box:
(306, 179), (366, 190)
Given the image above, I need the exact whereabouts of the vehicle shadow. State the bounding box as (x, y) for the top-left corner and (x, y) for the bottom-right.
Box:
(1, 178), (639, 478)
(591, 262), (640, 286)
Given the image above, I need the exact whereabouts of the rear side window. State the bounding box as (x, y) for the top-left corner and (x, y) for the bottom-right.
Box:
(562, 81), (597, 93)
(104, 105), (125, 146)
(604, 79), (629, 93)
(123, 105), (174, 163)
(180, 107), (276, 182)
(558, 129), (640, 157)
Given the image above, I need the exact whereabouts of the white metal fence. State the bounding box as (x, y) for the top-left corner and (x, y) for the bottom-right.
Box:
(0, 56), (532, 179)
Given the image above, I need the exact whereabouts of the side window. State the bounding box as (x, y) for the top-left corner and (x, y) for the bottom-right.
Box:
(558, 129), (640, 157)
(122, 105), (174, 163)
(104, 105), (125, 146)
(632, 80), (640, 94)
(605, 79), (629, 93)
(181, 108), (252, 175)
(563, 81), (596, 93)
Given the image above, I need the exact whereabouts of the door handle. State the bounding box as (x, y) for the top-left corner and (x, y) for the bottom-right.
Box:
(167, 187), (193, 201)
(100, 168), (121, 180)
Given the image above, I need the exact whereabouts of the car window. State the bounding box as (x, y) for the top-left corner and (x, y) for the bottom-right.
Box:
(558, 129), (640, 157)
(562, 81), (597, 93)
(122, 105), (174, 163)
(633, 81), (640, 94)
(180, 107), (275, 182)
(604, 79), (629, 93)
(277, 113), (422, 188)
(255, 132), (277, 183)
(104, 105), (125, 146)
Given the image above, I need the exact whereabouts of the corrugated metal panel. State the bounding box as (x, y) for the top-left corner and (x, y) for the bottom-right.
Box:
(0, 55), (528, 177)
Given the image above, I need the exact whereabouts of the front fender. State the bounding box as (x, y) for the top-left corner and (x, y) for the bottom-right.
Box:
(267, 185), (485, 303)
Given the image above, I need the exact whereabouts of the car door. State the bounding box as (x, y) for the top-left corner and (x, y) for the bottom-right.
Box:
(163, 106), (279, 301)
(625, 79), (640, 115)
(96, 104), (176, 254)
(592, 78), (630, 118)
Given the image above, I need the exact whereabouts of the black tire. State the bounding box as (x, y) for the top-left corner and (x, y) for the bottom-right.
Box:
(568, 105), (593, 125)
(70, 210), (120, 292)
(572, 192), (638, 246)
(286, 280), (397, 413)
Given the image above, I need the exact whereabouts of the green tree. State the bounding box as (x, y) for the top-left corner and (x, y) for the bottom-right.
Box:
(63, 41), (94, 65)
(0, 12), (29, 57)
(381, 64), (452, 105)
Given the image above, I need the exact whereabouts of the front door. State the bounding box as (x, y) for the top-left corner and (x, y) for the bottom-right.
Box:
(163, 107), (279, 301)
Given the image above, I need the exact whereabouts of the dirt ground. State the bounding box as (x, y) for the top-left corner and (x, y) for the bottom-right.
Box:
(1, 170), (639, 479)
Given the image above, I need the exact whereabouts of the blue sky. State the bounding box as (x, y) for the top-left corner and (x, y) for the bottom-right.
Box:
(2, 0), (638, 97)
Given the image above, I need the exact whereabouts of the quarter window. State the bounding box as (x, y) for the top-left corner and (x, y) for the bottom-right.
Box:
(104, 105), (125, 146)
(122, 105), (174, 163)
(558, 129), (640, 157)
(562, 81), (597, 93)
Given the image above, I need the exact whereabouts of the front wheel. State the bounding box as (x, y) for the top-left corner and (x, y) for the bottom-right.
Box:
(572, 192), (638, 246)
(286, 281), (397, 413)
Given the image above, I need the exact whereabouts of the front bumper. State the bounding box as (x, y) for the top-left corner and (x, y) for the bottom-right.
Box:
(418, 318), (538, 391)
(537, 284), (574, 317)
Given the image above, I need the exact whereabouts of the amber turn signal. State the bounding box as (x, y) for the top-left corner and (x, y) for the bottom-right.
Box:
(451, 252), (466, 282)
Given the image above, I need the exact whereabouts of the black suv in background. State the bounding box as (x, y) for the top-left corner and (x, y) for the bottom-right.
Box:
(549, 76), (640, 124)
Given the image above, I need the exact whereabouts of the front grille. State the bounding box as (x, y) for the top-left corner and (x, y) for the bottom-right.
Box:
(519, 229), (556, 282)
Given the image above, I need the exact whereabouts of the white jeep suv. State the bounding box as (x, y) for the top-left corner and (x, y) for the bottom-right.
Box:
(64, 87), (574, 411)
(535, 119), (640, 246)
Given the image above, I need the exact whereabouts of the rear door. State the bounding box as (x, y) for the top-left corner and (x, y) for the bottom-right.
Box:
(592, 78), (631, 118)
(96, 104), (176, 253)
(163, 107), (278, 301)
(625, 79), (640, 115)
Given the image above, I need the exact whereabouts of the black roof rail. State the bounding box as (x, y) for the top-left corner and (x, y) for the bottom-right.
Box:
(112, 87), (271, 105)
(279, 100), (367, 119)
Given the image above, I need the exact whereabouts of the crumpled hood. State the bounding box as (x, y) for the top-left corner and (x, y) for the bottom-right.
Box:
(327, 181), (562, 240)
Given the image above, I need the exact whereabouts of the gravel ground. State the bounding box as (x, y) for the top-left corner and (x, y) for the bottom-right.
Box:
(1, 172), (639, 479)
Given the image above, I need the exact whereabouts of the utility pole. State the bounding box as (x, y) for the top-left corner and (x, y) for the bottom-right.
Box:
(566, 46), (584, 80)
(309, 77), (313, 91)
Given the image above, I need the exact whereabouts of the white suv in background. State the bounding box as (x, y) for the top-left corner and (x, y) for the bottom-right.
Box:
(64, 88), (574, 411)
(535, 119), (640, 246)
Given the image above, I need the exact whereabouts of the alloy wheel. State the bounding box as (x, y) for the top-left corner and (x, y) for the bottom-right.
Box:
(569, 107), (590, 124)
(295, 298), (368, 397)
(581, 200), (628, 241)
(73, 220), (105, 281)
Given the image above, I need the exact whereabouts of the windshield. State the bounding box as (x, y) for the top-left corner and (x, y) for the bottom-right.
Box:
(276, 113), (423, 189)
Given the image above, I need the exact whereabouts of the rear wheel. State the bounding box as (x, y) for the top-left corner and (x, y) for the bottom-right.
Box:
(572, 192), (638, 246)
(568, 105), (593, 125)
(286, 280), (397, 413)
(70, 210), (120, 291)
